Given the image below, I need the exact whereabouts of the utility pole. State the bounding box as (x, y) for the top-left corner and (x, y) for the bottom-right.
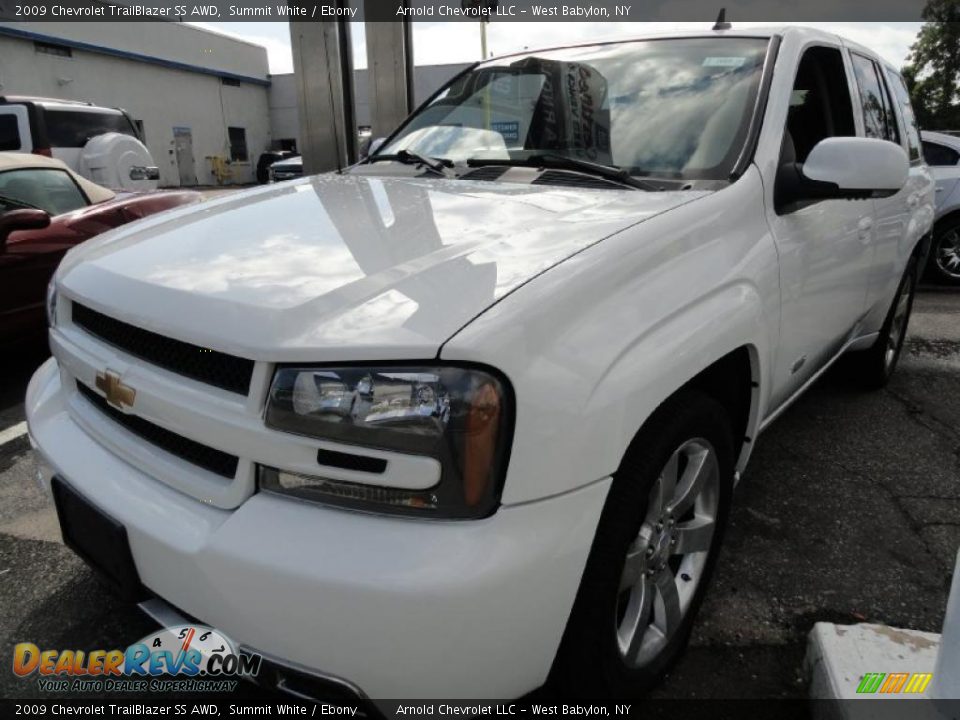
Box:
(462, 0), (497, 59)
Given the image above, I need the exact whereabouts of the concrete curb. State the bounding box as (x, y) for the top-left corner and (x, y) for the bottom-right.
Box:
(806, 622), (942, 720)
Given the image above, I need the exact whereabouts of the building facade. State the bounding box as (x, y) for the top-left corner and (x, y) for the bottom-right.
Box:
(268, 62), (471, 152)
(0, 21), (271, 186)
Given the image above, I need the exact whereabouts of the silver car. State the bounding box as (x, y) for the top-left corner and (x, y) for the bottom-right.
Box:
(921, 130), (960, 284)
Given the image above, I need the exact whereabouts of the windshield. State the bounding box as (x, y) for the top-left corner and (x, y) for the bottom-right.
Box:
(379, 37), (770, 181)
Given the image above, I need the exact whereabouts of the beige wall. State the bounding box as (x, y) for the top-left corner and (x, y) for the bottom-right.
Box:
(0, 23), (271, 186)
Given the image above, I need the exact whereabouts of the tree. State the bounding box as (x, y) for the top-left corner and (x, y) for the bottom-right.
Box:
(902, 0), (960, 130)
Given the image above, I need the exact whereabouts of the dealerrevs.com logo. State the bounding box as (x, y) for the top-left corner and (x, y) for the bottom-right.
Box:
(13, 624), (262, 693)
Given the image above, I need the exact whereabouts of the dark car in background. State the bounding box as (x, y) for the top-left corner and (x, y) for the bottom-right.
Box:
(0, 152), (201, 348)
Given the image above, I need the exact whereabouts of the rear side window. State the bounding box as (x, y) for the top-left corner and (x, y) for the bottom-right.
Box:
(0, 114), (21, 151)
(43, 109), (137, 148)
(851, 53), (899, 143)
(0, 168), (88, 215)
(923, 141), (960, 167)
(885, 70), (922, 162)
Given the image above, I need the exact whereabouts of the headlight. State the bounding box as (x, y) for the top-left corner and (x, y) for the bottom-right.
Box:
(261, 365), (512, 519)
(45, 279), (58, 327)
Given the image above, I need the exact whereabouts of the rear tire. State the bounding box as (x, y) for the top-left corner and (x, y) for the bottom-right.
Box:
(549, 390), (734, 697)
(844, 256), (918, 390)
(927, 217), (960, 286)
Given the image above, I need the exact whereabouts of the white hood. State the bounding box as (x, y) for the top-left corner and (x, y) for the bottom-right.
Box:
(58, 173), (708, 361)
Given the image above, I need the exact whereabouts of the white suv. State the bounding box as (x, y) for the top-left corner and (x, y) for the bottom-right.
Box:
(27, 27), (934, 699)
(0, 96), (159, 191)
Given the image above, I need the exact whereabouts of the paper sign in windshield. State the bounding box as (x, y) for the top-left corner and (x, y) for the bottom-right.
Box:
(703, 57), (747, 68)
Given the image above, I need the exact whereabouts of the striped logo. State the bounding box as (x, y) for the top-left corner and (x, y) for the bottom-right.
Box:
(856, 672), (932, 694)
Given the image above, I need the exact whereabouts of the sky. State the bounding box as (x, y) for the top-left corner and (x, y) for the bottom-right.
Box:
(189, 21), (923, 76)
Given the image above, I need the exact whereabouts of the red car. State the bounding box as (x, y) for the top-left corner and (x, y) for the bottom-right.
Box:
(0, 153), (201, 348)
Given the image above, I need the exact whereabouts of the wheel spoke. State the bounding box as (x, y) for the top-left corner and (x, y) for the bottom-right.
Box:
(896, 292), (909, 320)
(620, 538), (648, 591)
(673, 515), (715, 554)
(619, 575), (654, 663)
(667, 447), (711, 517)
(652, 452), (679, 518)
(652, 567), (682, 639)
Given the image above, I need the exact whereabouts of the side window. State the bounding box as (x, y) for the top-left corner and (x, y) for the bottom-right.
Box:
(922, 141), (960, 167)
(0, 168), (88, 215)
(851, 53), (899, 143)
(783, 46), (856, 164)
(885, 69), (922, 162)
(0, 114), (21, 151)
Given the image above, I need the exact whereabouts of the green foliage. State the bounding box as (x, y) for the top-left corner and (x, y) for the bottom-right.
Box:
(902, 1), (960, 130)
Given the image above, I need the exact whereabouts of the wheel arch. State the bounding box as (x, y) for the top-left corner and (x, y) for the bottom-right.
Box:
(683, 345), (760, 475)
(583, 280), (770, 489)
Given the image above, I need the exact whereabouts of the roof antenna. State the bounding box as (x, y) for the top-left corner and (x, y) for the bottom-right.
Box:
(713, 8), (731, 30)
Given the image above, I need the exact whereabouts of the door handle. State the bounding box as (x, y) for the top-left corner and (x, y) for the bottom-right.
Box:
(857, 216), (873, 244)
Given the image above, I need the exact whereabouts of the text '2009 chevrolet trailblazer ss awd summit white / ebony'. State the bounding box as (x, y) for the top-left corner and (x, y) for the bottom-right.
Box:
(26, 26), (934, 699)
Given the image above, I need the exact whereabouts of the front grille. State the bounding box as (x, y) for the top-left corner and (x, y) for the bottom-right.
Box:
(77, 382), (239, 479)
(72, 304), (254, 395)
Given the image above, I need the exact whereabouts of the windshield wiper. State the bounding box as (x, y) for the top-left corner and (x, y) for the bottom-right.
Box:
(367, 149), (452, 176)
(467, 154), (659, 191)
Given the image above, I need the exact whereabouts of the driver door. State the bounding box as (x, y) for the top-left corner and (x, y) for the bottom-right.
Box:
(765, 45), (877, 411)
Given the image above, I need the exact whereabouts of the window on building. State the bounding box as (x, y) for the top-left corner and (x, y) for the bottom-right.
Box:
(34, 41), (72, 58)
(0, 168), (88, 215)
(228, 127), (248, 162)
(923, 141), (960, 167)
(221, 77), (241, 87)
(0, 115), (21, 151)
(851, 53), (899, 143)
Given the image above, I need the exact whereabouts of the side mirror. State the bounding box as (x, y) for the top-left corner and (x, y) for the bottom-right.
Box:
(0, 208), (51, 250)
(776, 137), (909, 211)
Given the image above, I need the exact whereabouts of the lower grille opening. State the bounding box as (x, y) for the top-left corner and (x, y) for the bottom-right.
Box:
(76, 381), (239, 479)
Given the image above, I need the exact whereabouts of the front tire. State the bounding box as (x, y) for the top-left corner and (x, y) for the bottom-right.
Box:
(550, 390), (734, 697)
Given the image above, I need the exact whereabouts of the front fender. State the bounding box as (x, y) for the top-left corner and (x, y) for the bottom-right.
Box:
(442, 167), (779, 505)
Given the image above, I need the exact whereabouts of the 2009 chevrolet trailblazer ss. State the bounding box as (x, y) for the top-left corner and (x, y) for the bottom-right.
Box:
(26, 27), (935, 698)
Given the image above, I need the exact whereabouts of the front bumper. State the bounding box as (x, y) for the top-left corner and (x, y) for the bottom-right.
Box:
(27, 357), (610, 698)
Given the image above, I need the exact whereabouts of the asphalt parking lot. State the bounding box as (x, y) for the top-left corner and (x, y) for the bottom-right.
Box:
(1, 288), (958, 702)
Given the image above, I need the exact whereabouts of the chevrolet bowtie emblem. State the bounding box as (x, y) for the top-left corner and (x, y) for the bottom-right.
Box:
(95, 370), (136, 409)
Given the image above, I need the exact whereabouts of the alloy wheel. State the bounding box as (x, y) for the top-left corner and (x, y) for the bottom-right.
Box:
(936, 228), (960, 281)
(884, 274), (913, 371)
(615, 438), (720, 668)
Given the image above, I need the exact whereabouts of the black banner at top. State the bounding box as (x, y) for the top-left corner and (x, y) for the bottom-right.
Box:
(0, 0), (936, 22)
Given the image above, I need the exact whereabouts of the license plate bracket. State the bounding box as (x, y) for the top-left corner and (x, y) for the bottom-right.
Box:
(52, 476), (146, 602)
